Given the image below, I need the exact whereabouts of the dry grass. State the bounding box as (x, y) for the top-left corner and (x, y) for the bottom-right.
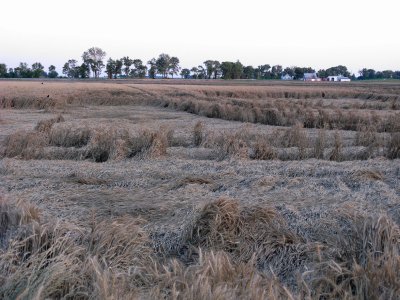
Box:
(193, 121), (204, 146)
(352, 169), (384, 181)
(1, 116), (170, 162)
(329, 131), (343, 162)
(387, 132), (400, 159)
(1, 81), (399, 132)
(126, 129), (168, 159)
(1, 130), (49, 159)
(34, 114), (65, 133)
(1, 196), (399, 299)
(251, 139), (277, 160)
(314, 129), (326, 159)
(49, 122), (91, 148)
(1, 80), (400, 299)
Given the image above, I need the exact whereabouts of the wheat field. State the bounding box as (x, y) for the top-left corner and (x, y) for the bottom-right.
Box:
(0, 79), (399, 299)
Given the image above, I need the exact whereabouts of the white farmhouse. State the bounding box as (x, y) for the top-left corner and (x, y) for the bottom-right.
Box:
(281, 74), (294, 80)
(327, 75), (351, 82)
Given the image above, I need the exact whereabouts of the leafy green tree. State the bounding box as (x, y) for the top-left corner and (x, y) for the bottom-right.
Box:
(78, 63), (90, 78)
(130, 59), (147, 78)
(221, 61), (244, 79)
(7, 68), (16, 78)
(190, 67), (199, 79)
(204, 60), (214, 79)
(180, 68), (191, 79)
(63, 59), (79, 78)
(0, 63), (7, 77)
(147, 58), (157, 79)
(155, 54), (180, 78)
(122, 56), (133, 77)
(212, 61), (221, 79)
(197, 65), (206, 79)
(283, 67), (295, 77)
(331, 65), (350, 77)
(271, 65), (283, 79)
(82, 47), (106, 78)
(293, 67), (315, 80)
(203, 60), (221, 79)
(381, 70), (394, 79)
(358, 68), (376, 80)
(115, 59), (123, 78)
(106, 58), (122, 79)
(15, 62), (32, 78)
(31, 62), (44, 78)
(317, 69), (327, 78)
(257, 64), (271, 79)
(106, 58), (116, 79)
(156, 53), (170, 78)
(233, 60), (243, 79)
(242, 65), (255, 79)
(48, 65), (58, 78)
(319, 65), (350, 78)
(169, 57), (180, 78)
(221, 62), (234, 79)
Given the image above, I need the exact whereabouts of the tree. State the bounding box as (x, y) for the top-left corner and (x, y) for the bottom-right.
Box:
(7, 68), (16, 78)
(319, 65), (350, 78)
(155, 53), (180, 78)
(213, 61), (221, 79)
(180, 68), (191, 79)
(203, 60), (221, 79)
(82, 47), (106, 78)
(147, 58), (157, 79)
(114, 59), (122, 78)
(106, 58), (123, 79)
(0, 63), (7, 77)
(381, 70), (394, 79)
(221, 60), (243, 79)
(106, 58), (116, 79)
(317, 69), (327, 78)
(156, 53), (170, 78)
(197, 65), (206, 79)
(169, 57), (180, 78)
(256, 64), (271, 79)
(122, 56), (133, 77)
(271, 65), (283, 79)
(63, 59), (79, 78)
(293, 67), (315, 80)
(232, 60), (243, 79)
(190, 67), (199, 79)
(242, 65), (255, 79)
(15, 62), (32, 78)
(78, 63), (90, 78)
(283, 67), (295, 77)
(48, 65), (58, 78)
(204, 60), (214, 79)
(131, 59), (147, 78)
(358, 68), (376, 80)
(221, 62), (234, 79)
(31, 62), (45, 78)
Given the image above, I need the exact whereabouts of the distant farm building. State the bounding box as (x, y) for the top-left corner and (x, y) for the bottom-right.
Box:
(303, 73), (321, 81)
(281, 74), (294, 80)
(327, 75), (351, 82)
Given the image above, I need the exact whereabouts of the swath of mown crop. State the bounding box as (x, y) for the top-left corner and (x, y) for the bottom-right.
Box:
(0, 80), (399, 299)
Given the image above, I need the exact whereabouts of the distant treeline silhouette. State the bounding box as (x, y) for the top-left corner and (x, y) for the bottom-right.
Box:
(1, 47), (400, 80)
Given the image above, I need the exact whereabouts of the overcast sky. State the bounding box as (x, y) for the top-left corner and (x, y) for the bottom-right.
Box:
(1, 0), (399, 75)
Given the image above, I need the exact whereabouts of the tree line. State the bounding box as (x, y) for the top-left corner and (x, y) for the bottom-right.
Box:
(1, 47), (400, 80)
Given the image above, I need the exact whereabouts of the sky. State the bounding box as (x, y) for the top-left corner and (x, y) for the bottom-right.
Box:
(1, 0), (399, 76)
